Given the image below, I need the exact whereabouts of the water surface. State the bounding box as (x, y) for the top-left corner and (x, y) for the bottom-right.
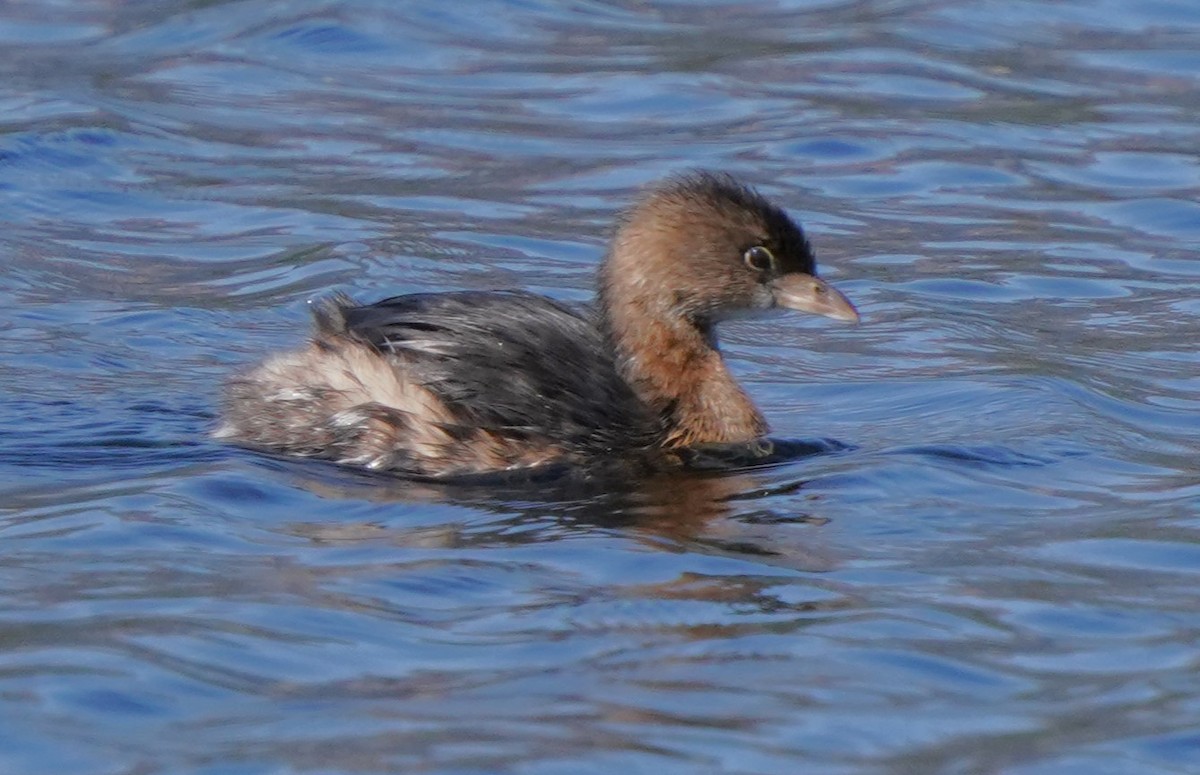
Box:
(2, 1), (1199, 773)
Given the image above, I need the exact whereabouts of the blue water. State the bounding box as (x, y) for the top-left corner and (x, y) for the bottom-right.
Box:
(2, 1), (1199, 772)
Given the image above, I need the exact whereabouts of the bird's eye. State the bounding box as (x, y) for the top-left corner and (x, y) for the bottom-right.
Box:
(743, 245), (775, 272)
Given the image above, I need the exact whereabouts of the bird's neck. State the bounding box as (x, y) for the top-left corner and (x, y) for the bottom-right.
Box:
(599, 284), (768, 448)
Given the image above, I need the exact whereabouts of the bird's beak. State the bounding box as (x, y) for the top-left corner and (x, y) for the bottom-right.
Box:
(771, 273), (859, 323)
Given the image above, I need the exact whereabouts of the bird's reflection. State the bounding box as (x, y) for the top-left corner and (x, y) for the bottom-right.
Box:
(267, 438), (848, 572)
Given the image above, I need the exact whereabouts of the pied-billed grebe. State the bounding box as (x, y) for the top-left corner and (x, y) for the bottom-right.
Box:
(216, 172), (858, 477)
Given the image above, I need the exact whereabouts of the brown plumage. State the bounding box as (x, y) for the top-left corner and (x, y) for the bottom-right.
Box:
(216, 171), (858, 478)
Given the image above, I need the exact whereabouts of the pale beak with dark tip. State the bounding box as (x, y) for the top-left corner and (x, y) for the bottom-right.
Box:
(771, 274), (860, 323)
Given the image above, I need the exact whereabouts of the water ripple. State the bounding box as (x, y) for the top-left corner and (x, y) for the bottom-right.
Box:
(1, 0), (1199, 773)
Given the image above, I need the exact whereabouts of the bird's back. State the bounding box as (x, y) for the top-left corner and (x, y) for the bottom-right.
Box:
(217, 290), (659, 477)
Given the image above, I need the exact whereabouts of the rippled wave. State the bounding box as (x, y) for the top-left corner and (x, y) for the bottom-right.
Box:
(1, 0), (1199, 772)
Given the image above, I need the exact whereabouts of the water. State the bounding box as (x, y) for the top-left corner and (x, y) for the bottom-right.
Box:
(2, 0), (1199, 772)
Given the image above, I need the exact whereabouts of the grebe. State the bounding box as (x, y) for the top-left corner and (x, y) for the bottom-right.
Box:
(216, 172), (858, 477)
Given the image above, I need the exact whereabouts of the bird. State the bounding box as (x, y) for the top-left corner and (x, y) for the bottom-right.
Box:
(215, 171), (858, 478)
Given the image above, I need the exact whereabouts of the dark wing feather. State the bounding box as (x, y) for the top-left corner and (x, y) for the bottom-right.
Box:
(330, 291), (657, 451)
